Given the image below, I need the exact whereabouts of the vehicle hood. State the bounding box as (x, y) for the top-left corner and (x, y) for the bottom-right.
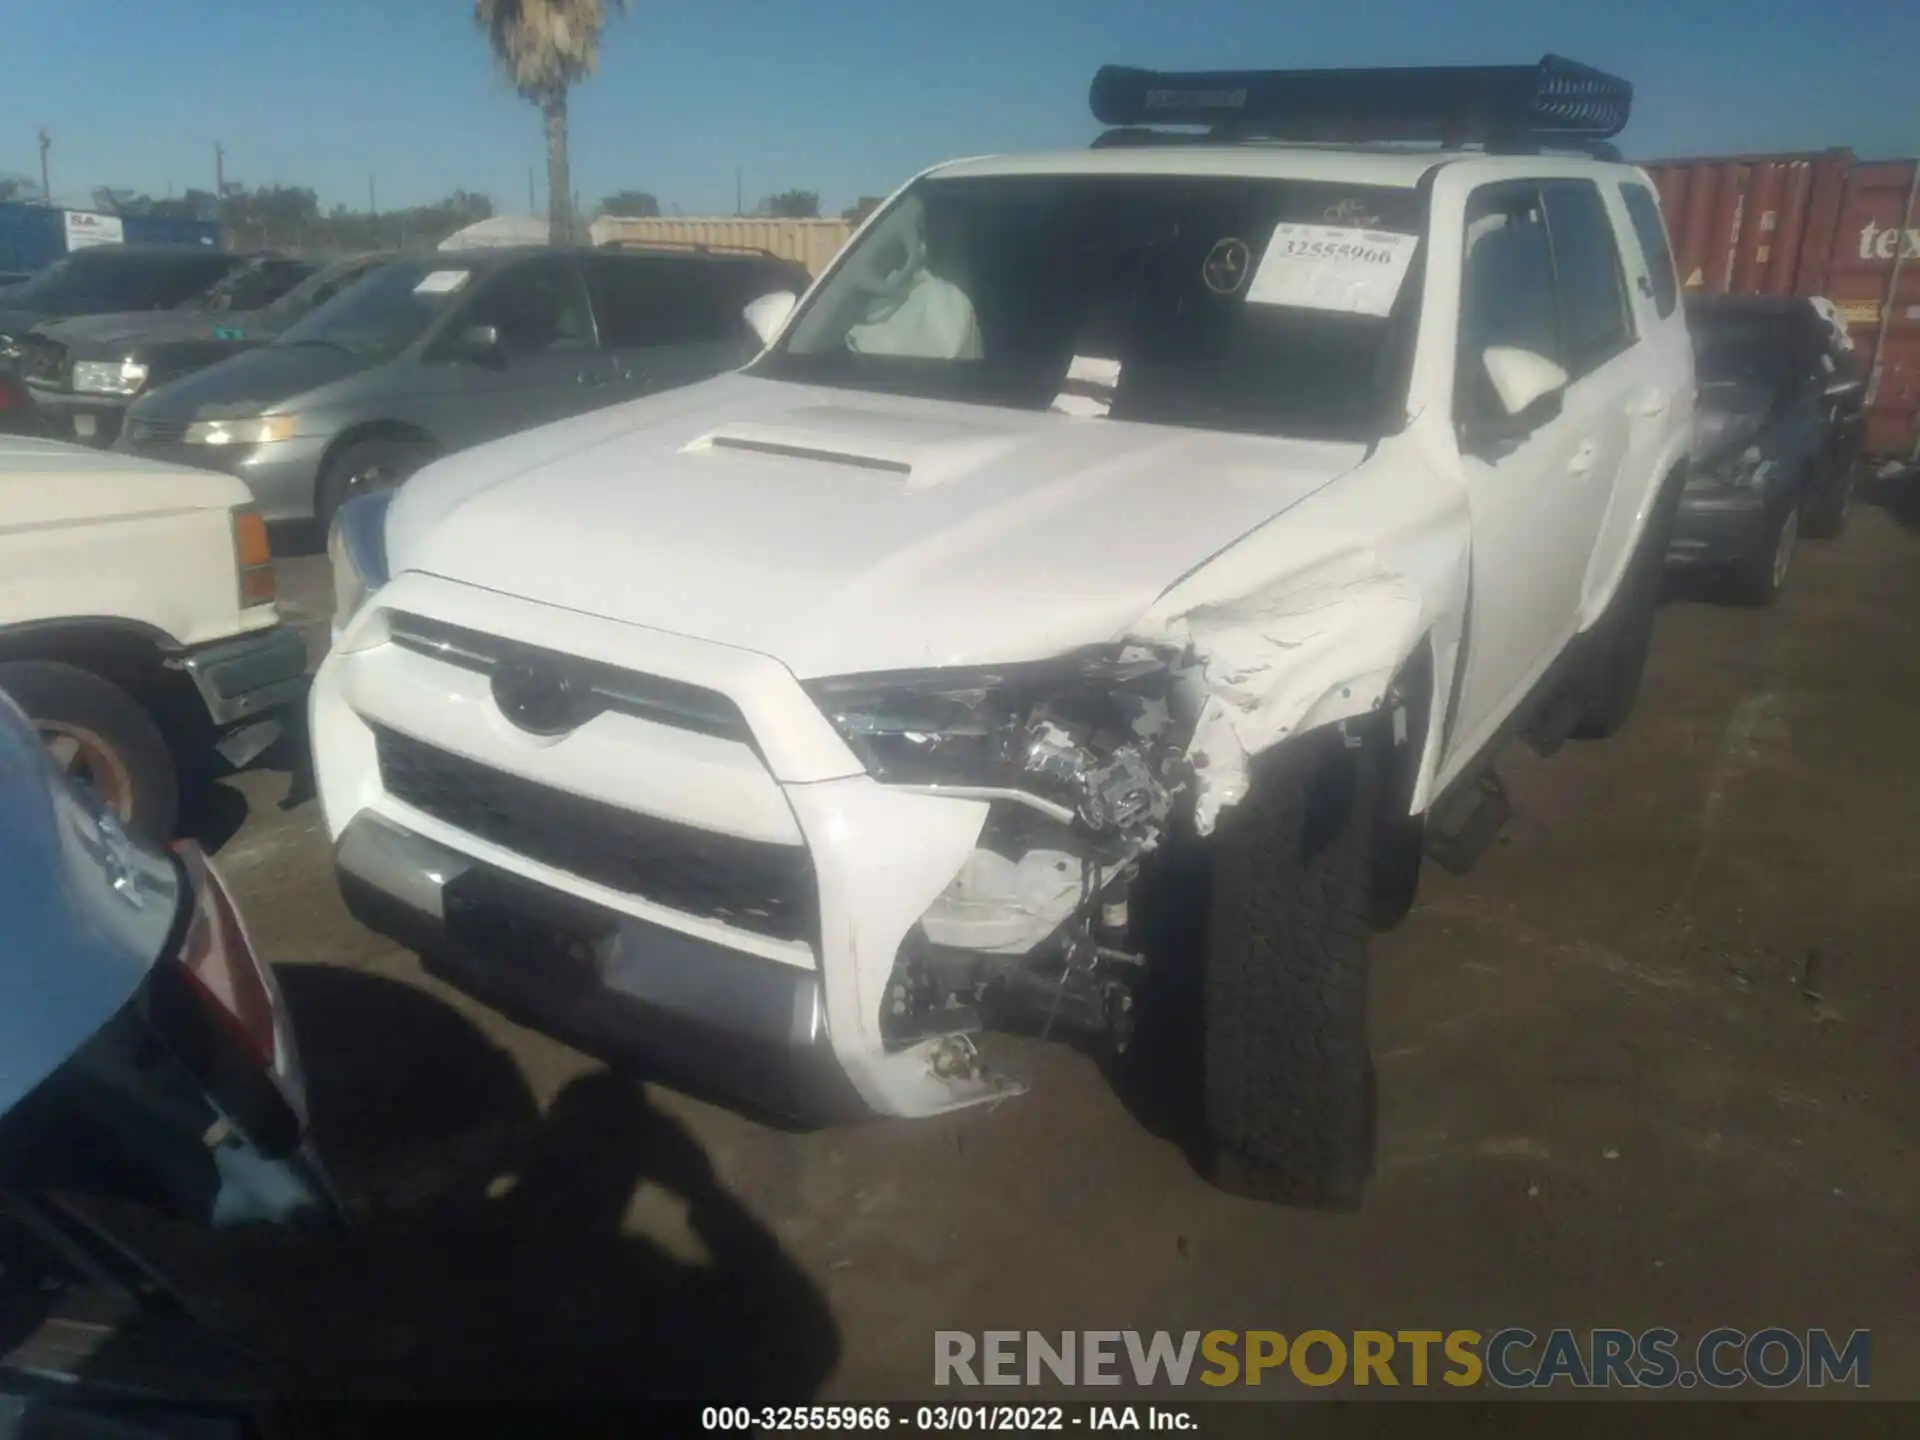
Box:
(0, 433), (255, 521)
(0, 695), (179, 1119)
(131, 342), (370, 420)
(389, 374), (1370, 677)
(37, 307), (274, 356)
(0, 307), (51, 344)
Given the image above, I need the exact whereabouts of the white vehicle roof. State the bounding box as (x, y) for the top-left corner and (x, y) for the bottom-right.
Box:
(928, 143), (1638, 190)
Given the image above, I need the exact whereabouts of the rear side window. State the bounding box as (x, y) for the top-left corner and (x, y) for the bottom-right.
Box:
(587, 255), (746, 348)
(1619, 183), (1678, 318)
(1542, 182), (1633, 376)
(1457, 184), (1561, 425)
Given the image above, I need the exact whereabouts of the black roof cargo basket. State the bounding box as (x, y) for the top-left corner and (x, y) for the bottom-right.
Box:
(1088, 55), (1631, 154)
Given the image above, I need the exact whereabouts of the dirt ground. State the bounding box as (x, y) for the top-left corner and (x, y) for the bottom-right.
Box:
(185, 498), (1918, 1403)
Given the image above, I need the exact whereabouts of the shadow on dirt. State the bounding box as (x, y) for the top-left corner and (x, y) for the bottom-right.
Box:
(202, 964), (840, 1409)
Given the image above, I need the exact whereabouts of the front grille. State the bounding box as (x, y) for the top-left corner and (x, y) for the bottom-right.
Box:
(387, 611), (752, 743)
(374, 726), (817, 944)
(124, 416), (189, 446)
(18, 336), (66, 388)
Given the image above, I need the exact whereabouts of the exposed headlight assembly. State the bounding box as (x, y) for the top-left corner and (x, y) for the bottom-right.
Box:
(71, 358), (149, 396)
(184, 414), (299, 446)
(326, 491), (393, 639)
(806, 652), (1186, 838)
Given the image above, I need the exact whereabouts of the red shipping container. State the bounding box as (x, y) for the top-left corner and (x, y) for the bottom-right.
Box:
(1641, 149), (1920, 458)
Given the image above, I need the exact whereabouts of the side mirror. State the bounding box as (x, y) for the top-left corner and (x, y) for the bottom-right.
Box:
(743, 291), (798, 348)
(1482, 345), (1570, 419)
(452, 323), (504, 364)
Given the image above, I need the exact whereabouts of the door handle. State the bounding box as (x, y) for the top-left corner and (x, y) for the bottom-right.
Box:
(1569, 441), (1598, 476)
(1633, 389), (1670, 417)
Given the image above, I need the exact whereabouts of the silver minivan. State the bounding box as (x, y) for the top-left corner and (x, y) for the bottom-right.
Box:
(115, 245), (810, 527)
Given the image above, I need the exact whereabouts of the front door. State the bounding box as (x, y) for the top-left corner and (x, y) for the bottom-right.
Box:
(1444, 180), (1631, 760)
(429, 254), (603, 448)
(583, 253), (762, 406)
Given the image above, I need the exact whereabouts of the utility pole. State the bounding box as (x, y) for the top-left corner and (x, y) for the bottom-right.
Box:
(214, 141), (225, 197)
(735, 167), (743, 217)
(527, 166), (536, 215)
(37, 128), (51, 205)
(368, 175), (377, 216)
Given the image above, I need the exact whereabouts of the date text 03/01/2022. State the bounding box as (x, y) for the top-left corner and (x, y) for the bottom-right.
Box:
(701, 1405), (1197, 1432)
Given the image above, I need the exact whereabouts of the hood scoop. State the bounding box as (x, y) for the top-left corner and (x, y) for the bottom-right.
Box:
(683, 405), (1024, 488)
(704, 433), (912, 475)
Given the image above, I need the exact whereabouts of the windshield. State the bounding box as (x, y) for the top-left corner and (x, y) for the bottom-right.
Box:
(273, 256), (472, 361)
(754, 174), (1427, 441)
(258, 257), (382, 327)
(3, 253), (102, 309)
(1691, 311), (1804, 386)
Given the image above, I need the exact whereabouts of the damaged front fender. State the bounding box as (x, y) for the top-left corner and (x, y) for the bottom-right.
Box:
(1130, 420), (1472, 832)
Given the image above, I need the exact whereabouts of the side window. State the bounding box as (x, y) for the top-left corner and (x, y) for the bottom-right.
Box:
(1542, 182), (1634, 376)
(1619, 183), (1678, 319)
(461, 256), (595, 354)
(587, 256), (745, 348)
(1457, 184), (1561, 427)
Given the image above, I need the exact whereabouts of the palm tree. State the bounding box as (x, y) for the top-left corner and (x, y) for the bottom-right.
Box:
(474, 0), (629, 246)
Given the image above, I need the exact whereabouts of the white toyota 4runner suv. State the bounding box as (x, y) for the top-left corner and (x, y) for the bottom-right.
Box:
(312, 58), (1693, 1207)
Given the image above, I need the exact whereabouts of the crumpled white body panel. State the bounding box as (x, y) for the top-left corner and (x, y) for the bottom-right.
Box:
(1132, 417), (1473, 831)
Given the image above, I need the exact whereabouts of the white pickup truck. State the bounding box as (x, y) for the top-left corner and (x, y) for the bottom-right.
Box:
(311, 57), (1695, 1207)
(0, 435), (309, 838)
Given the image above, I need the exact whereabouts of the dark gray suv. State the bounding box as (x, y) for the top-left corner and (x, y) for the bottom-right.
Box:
(116, 245), (811, 527)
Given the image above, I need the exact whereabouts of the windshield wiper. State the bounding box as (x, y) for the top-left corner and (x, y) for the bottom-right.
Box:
(278, 337), (356, 355)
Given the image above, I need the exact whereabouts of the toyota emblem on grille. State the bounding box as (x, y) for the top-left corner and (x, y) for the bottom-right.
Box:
(491, 656), (584, 735)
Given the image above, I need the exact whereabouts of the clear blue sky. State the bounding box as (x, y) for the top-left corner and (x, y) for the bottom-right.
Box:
(3, 0), (1915, 216)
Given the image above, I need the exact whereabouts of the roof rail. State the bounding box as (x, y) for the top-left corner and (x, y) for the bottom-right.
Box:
(1088, 55), (1631, 153)
(595, 238), (784, 260)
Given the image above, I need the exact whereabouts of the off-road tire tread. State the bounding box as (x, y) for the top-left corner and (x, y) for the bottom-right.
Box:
(1203, 728), (1378, 1209)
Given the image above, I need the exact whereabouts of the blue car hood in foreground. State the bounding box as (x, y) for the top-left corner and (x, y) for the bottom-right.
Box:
(0, 695), (178, 1119)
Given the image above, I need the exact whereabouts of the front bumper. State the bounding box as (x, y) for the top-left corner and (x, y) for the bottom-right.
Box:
(334, 811), (866, 1124)
(178, 624), (309, 727)
(25, 386), (130, 447)
(312, 575), (1028, 1123)
(1666, 482), (1773, 570)
(117, 431), (333, 523)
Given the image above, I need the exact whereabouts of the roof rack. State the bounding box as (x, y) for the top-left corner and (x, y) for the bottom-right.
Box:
(1088, 55), (1631, 156)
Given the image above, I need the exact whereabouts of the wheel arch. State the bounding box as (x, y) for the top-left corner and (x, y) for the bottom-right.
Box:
(0, 618), (205, 754)
(314, 419), (439, 505)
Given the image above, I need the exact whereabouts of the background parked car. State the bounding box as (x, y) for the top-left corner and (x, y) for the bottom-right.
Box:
(1668, 294), (1867, 605)
(0, 246), (270, 372)
(116, 244), (812, 528)
(21, 252), (391, 448)
(0, 372), (39, 436)
(0, 435), (308, 840)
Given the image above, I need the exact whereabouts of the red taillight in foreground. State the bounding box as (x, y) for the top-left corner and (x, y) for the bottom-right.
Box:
(0, 377), (24, 413)
(169, 840), (281, 1072)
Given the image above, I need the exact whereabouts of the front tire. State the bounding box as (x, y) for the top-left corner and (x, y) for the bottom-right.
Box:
(1202, 726), (1379, 1209)
(0, 660), (179, 840)
(1727, 500), (1799, 607)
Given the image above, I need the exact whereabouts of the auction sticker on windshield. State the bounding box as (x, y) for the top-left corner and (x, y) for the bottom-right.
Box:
(414, 270), (471, 295)
(1246, 223), (1418, 317)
